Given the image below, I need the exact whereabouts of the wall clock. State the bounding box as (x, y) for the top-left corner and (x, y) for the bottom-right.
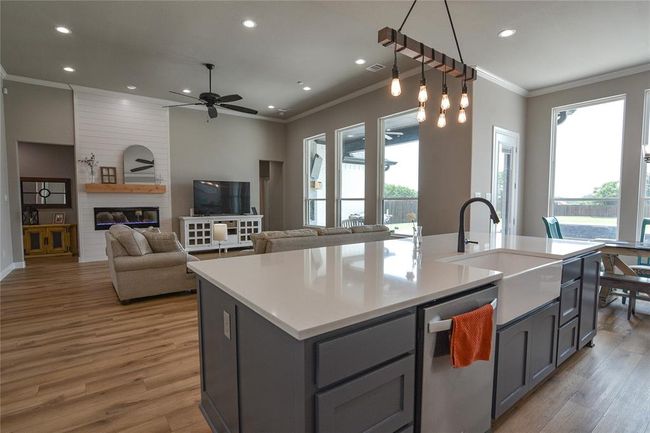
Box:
(123, 145), (155, 183)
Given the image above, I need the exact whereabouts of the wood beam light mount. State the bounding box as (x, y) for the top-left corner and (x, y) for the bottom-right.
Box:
(378, 27), (477, 82)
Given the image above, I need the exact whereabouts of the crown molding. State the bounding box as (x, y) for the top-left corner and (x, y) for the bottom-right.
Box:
(528, 63), (650, 97)
(5, 74), (285, 123)
(286, 67), (422, 123)
(475, 67), (529, 97)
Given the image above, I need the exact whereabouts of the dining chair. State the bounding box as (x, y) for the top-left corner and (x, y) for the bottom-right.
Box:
(631, 218), (650, 277)
(542, 216), (563, 239)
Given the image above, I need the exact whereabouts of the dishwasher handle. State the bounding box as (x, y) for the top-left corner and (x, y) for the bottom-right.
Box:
(427, 298), (497, 334)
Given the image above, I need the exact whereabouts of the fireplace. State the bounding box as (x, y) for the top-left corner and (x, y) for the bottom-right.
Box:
(94, 207), (160, 230)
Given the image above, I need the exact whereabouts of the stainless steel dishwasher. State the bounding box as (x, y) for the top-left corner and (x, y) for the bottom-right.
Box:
(418, 285), (498, 433)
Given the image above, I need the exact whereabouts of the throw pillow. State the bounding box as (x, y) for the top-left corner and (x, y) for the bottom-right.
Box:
(141, 231), (182, 253)
(113, 229), (153, 256)
(316, 227), (352, 236)
(350, 224), (390, 233)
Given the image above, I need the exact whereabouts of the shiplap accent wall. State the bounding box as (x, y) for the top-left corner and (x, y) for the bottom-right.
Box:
(73, 87), (171, 262)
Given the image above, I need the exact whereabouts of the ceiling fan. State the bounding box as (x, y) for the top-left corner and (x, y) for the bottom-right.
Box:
(384, 131), (404, 140)
(163, 63), (258, 119)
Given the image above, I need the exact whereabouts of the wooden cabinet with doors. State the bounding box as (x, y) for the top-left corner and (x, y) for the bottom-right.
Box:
(23, 224), (77, 257)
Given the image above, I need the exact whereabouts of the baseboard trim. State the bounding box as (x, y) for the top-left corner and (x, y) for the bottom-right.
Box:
(1, 261), (25, 281)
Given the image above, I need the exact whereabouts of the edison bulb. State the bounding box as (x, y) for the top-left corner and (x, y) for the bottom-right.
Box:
(418, 84), (428, 103)
(391, 78), (402, 97)
(458, 107), (467, 124)
(437, 110), (447, 128)
(460, 92), (469, 108)
(440, 93), (451, 110)
(416, 105), (426, 123)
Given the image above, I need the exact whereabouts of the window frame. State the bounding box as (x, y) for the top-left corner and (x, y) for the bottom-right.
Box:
(335, 122), (366, 227)
(377, 108), (419, 236)
(637, 88), (650, 238)
(303, 133), (327, 227)
(547, 94), (626, 240)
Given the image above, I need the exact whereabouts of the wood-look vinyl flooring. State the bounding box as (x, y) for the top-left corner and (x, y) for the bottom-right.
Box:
(1, 256), (648, 433)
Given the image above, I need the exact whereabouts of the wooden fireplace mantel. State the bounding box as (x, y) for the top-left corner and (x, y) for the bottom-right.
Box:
(84, 184), (166, 194)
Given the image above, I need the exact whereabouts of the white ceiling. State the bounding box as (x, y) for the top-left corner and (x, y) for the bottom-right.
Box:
(2, 1), (649, 118)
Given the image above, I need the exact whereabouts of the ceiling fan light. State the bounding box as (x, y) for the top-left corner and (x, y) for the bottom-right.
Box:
(416, 104), (426, 123)
(458, 107), (467, 124)
(437, 109), (447, 128)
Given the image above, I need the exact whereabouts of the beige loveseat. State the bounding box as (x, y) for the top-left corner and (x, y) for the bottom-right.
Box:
(105, 224), (198, 302)
(251, 225), (392, 254)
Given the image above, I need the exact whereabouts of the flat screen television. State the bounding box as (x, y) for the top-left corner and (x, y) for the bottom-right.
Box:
(193, 180), (251, 215)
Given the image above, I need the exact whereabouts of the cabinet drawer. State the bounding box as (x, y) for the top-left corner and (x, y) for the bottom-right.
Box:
(315, 313), (415, 388)
(557, 317), (579, 367)
(315, 355), (414, 433)
(559, 280), (580, 325)
(561, 257), (582, 284)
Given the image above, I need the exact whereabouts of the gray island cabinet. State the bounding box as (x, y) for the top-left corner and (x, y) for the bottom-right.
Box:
(197, 276), (421, 433)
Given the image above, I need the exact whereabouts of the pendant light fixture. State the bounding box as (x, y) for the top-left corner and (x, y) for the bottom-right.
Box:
(437, 109), (447, 128)
(417, 103), (426, 123)
(390, 43), (401, 97)
(460, 80), (469, 109)
(418, 51), (428, 103)
(457, 107), (467, 123)
(440, 73), (450, 110)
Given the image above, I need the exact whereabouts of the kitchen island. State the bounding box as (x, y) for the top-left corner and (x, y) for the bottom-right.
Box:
(188, 232), (603, 433)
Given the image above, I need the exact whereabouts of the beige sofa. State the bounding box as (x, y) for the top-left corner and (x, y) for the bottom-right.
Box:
(105, 224), (198, 302)
(251, 225), (392, 254)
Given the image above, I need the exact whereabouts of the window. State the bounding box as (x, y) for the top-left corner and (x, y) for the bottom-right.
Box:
(639, 89), (650, 237)
(337, 124), (365, 227)
(20, 177), (72, 209)
(379, 110), (419, 236)
(304, 134), (327, 226)
(549, 96), (625, 240)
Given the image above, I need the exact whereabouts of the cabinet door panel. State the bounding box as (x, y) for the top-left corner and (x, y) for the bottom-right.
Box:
(23, 228), (46, 255)
(557, 317), (579, 366)
(559, 280), (580, 325)
(579, 253), (601, 349)
(316, 355), (414, 433)
(529, 302), (559, 388)
(46, 227), (68, 254)
(494, 319), (530, 419)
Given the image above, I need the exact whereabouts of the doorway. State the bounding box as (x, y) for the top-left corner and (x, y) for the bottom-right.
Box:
(259, 160), (284, 231)
(491, 127), (519, 235)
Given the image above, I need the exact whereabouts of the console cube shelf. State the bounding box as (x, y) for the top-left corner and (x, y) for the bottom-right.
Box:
(179, 215), (263, 252)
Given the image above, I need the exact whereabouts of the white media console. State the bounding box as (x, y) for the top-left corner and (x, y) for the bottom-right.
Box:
(179, 215), (263, 252)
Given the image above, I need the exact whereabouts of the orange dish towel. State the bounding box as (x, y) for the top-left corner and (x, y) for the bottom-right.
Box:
(450, 304), (494, 368)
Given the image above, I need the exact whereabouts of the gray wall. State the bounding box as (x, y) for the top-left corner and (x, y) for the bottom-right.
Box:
(18, 141), (77, 224)
(523, 71), (650, 241)
(3, 81), (75, 262)
(1, 75), (15, 273)
(285, 70), (473, 235)
(169, 108), (286, 234)
(470, 77), (527, 233)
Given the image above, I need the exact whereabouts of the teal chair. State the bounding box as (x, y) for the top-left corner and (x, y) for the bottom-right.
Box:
(542, 216), (563, 239)
(631, 218), (650, 276)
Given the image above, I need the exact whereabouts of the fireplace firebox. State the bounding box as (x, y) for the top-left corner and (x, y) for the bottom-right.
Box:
(94, 207), (160, 231)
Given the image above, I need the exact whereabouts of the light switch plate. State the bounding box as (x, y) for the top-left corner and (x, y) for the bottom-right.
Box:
(223, 311), (231, 340)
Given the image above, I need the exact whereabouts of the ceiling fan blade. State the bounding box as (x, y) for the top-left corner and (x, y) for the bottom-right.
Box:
(207, 105), (218, 119)
(135, 158), (154, 165)
(130, 165), (154, 172)
(219, 104), (258, 115)
(385, 134), (393, 140)
(215, 94), (242, 103)
(169, 90), (203, 101)
(162, 102), (204, 108)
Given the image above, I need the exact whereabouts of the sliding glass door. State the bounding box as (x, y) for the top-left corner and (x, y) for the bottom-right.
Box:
(549, 96), (625, 240)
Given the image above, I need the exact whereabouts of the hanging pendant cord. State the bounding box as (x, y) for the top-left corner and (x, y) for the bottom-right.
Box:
(443, 0), (464, 64)
(398, 0), (418, 32)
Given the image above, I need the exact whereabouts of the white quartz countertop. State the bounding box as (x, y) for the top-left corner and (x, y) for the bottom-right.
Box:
(188, 232), (603, 340)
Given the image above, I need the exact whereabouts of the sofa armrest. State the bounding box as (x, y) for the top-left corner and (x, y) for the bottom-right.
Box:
(113, 251), (191, 272)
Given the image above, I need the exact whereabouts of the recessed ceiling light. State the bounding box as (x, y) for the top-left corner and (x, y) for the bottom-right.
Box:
(355, 59), (367, 65)
(63, 66), (75, 72)
(268, 105), (275, 109)
(302, 86), (312, 91)
(242, 19), (257, 28)
(497, 29), (516, 38)
(56, 26), (71, 34)
(182, 89), (191, 94)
